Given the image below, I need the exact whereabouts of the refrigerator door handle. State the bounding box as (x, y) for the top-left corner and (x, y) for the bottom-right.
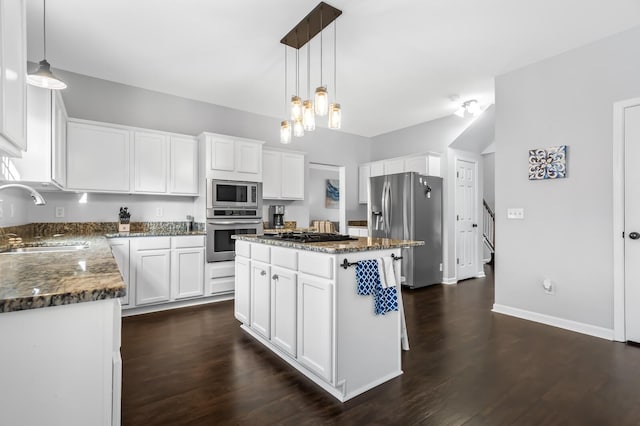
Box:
(384, 180), (391, 237)
(380, 180), (387, 232)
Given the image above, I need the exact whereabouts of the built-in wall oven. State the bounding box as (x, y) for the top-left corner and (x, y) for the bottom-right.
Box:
(206, 180), (263, 262)
(206, 218), (263, 262)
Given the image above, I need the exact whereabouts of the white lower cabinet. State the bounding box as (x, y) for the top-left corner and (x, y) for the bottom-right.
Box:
(270, 266), (297, 357)
(134, 247), (171, 306)
(234, 256), (251, 324)
(172, 247), (205, 299)
(250, 261), (271, 338)
(297, 273), (333, 382)
(109, 235), (207, 313)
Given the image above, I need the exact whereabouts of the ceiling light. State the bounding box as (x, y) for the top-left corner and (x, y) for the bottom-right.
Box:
(27, 0), (67, 90)
(328, 20), (341, 129)
(280, 2), (342, 140)
(454, 99), (482, 118)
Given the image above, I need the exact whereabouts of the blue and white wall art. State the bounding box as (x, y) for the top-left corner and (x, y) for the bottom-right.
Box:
(528, 145), (567, 180)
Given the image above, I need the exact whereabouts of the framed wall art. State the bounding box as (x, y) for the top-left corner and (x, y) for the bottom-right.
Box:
(528, 145), (567, 180)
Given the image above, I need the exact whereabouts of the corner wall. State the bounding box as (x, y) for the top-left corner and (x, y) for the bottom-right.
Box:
(494, 25), (640, 331)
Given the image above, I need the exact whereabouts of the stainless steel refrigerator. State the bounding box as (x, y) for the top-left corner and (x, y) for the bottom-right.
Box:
(368, 172), (443, 288)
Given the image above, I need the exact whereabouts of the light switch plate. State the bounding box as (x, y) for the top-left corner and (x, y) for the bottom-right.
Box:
(55, 207), (65, 218)
(507, 208), (524, 219)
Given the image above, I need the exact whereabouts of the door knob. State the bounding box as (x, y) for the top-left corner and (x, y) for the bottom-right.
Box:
(272, 274), (279, 280)
(472, 223), (478, 228)
(630, 232), (640, 240)
(260, 270), (266, 276)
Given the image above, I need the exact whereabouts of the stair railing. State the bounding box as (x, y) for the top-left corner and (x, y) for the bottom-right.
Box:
(482, 199), (495, 254)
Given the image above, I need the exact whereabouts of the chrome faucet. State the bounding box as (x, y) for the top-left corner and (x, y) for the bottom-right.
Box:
(0, 184), (47, 205)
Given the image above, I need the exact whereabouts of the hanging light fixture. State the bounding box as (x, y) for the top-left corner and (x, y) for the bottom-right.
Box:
(314, 8), (329, 116)
(328, 20), (341, 130)
(454, 99), (482, 118)
(280, 46), (292, 144)
(280, 2), (342, 140)
(27, 0), (67, 90)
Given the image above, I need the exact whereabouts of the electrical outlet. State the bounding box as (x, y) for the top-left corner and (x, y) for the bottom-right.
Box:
(156, 208), (163, 217)
(10, 204), (14, 217)
(542, 278), (554, 295)
(439, 263), (443, 272)
(507, 208), (525, 219)
(55, 207), (65, 218)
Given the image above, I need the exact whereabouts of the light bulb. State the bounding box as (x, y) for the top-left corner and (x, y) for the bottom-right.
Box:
(280, 120), (292, 144)
(293, 118), (304, 137)
(303, 100), (315, 131)
(314, 86), (329, 116)
(291, 96), (302, 121)
(328, 103), (341, 130)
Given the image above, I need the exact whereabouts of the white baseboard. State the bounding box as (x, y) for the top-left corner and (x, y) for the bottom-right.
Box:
(442, 277), (457, 285)
(475, 271), (486, 278)
(492, 304), (614, 341)
(482, 257), (492, 264)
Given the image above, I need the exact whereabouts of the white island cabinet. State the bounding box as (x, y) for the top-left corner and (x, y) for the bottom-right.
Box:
(233, 235), (424, 402)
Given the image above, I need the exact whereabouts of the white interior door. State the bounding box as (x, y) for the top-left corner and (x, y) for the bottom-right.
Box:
(624, 104), (640, 343)
(456, 159), (478, 280)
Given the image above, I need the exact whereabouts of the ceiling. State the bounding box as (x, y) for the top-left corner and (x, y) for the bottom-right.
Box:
(26, 0), (640, 138)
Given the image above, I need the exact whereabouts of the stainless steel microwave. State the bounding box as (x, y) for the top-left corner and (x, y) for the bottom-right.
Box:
(206, 180), (262, 216)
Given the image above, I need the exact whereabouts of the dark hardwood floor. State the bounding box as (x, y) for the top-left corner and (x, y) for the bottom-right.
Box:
(121, 266), (640, 425)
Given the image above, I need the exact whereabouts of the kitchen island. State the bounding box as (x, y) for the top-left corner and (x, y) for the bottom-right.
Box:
(232, 234), (424, 402)
(0, 233), (125, 426)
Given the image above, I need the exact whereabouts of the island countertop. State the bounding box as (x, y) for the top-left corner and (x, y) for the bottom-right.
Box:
(0, 235), (125, 313)
(232, 234), (424, 254)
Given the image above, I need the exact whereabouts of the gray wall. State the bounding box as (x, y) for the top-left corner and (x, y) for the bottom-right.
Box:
(50, 69), (370, 225)
(483, 153), (495, 211)
(0, 188), (30, 227)
(494, 26), (640, 329)
(308, 167), (340, 223)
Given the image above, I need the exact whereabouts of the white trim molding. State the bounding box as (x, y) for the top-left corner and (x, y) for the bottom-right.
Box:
(492, 304), (614, 341)
(442, 277), (457, 285)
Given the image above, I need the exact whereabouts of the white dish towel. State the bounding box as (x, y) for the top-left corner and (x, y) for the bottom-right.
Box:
(377, 256), (397, 289)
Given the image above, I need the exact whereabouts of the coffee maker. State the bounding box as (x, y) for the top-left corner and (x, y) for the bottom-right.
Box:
(269, 205), (285, 229)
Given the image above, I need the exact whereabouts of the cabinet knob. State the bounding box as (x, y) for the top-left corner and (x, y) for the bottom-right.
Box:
(260, 270), (266, 276)
(272, 274), (279, 280)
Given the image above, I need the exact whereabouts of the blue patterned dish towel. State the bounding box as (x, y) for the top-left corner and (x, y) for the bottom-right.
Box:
(355, 260), (398, 315)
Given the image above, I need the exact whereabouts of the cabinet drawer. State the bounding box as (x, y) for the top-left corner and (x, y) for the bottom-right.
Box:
(134, 237), (171, 250)
(299, 252), (334, 280)
(209, 277), (235, 294)
(251, 244), (270, 263)
(207, 261), (235, 278)
(235, 240), (251, 258)
(172, 235), (205, 249)
(272, 247), (297, 270)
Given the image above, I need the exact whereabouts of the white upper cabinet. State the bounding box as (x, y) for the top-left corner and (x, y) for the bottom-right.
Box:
(0, 0), (27, 157)
(1, 85), (56, 185)
(383, 158), (404, 175)
(359, 154), (441, 203)
(51, 92), (68, 187)
(370, 161), (384, 177)
(263, 149), (305, 200)
(169, 136), (198, 195)
(67, 121), (131, 192)
(134, 131), (168, 193)
(66, 119), (198, 195)
(204, 133), (264, 182)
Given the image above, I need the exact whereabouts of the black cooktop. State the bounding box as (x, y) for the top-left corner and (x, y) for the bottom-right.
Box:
(261, 232), (357, 243)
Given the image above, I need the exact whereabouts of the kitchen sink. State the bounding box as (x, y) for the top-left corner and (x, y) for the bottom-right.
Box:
(4, 244), (89, 254)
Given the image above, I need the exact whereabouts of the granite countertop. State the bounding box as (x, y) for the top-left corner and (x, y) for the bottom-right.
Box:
(0, 235), (125, 313)
(232, 234), (424, 254)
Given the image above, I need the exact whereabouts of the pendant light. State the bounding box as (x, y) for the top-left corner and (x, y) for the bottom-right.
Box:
(280, 46), (292, 144)
(27, 0), (67, 90)
(328, 21), (341, 129)
(314, 8), (329, 116)
(302, 21), (315, 132)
